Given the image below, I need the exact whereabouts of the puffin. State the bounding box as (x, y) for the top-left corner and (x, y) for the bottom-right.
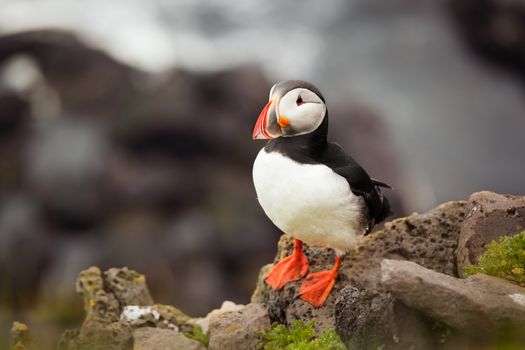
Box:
(252, 80), (391, 307)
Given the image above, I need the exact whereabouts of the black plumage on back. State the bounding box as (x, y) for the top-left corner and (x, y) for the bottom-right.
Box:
(321, 143), (391, 233)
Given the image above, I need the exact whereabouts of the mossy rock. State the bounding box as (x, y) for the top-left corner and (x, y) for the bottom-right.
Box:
(10, 322), (38, 350)
(59, 266), (194, 350)
(259, 320), (346, 350)
(183, 324), (209, 348)
(463, 231), (525, 285)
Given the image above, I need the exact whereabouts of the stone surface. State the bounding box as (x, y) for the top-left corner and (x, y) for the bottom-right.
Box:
(457, 191), (525, 273)
(120, 304), (192, 333)
(334, 285), (393, 349)
(132, 327), (205, 350)
(0, 91), (29, 195)
(450, 0), (525, 80)
(75, 266), (121, 326)
(0, 29), (136, 115)
(10, 322), (38, 350)
(381, 259), (525, 335)
(208, 302), (271, 350)
(104, 267), (154, 306)
(253, 200), (467, 345)
(59, 266), (193, 350)
(26, 119), (108, 230)
(0, 196), (51, 309)
(194, 300), (245, 333)
(251, 264), (272, 304)
(334, 285), (434, 350)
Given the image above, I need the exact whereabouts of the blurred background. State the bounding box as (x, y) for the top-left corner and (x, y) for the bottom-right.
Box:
(1, 0), (525, 348)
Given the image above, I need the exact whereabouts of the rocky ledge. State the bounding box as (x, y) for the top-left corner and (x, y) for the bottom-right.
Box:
(11, 191), (525, 349)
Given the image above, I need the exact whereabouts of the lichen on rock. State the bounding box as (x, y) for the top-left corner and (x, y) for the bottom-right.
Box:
(75, 266), (122, 326)
(58, 266), (194, 350)
(10, 322), (38, 350)
(207, 302), (271, 350)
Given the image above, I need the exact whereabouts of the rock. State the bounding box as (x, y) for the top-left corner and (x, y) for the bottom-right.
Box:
(0, 92), (30, 138)
(253, 200), (467, 343)
(208, 302), (271, 350)
(253, 237), (342, 334)
(75, 266), (154, 323)
(334, 285), (393, 349)
(26, 119), (108, 230)
(449, 0), (525, 81)
(0, 195), (51, 308)
(250, 264), (272, 303)
(457, 191), (525, 273)
(349, 200), (467, 284)
(334, 285), (433, 350)
(271, 279), (338, 335)
(0, 29), (137, 116)
(132, 327), (205, 350)
(148, 304), (192, 330)
(75, 266), (121, 326)
(381, 259), (525, 336)
(0, 92), (30, 194)
(120, 304), (191, 333)
(10, 322), (38, 350)
(194, 300), (245, 333)
(59, 266), (193, 350)
(58, 323), (133, 350)
(104, 267), (154, 306)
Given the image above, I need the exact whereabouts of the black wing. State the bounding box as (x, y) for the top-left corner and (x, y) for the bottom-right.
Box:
(321, 143), (391, 233)
(371, 178), (393, 189)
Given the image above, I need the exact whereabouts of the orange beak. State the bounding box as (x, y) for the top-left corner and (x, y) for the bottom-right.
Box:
(252, 100), (274, 140)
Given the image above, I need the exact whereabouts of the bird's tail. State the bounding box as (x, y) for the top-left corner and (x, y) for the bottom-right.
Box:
(364, 188), (393, 235)
(375, 190), (392, 223)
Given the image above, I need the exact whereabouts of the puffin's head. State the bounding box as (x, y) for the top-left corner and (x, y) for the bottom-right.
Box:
(252, 80), (326, 140)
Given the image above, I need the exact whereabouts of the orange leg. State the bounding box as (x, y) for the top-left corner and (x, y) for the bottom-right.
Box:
(265, 239), (309, 289)
(299, 253), (341, 307)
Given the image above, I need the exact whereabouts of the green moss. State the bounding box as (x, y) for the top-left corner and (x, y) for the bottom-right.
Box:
(259, 320), (346, 350)
(183, 324), (209, 348)
(463, 231), (525, 286)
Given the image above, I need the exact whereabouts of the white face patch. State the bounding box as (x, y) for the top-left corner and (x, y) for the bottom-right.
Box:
(278, 88), (326, 136)
(269, 83), (277, 100)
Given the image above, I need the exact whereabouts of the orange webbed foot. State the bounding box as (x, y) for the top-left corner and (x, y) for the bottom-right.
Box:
(299, 255), (341, 307)
(265, 239), (308, 289)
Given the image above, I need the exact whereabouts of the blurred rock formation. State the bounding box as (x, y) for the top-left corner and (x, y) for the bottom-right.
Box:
(449, 0), (525, 81)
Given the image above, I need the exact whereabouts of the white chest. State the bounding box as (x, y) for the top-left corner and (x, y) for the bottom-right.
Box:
(252, 149), (366, 252)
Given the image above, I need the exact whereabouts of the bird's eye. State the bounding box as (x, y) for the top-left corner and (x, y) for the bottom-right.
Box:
(296, 95), (304, 106)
